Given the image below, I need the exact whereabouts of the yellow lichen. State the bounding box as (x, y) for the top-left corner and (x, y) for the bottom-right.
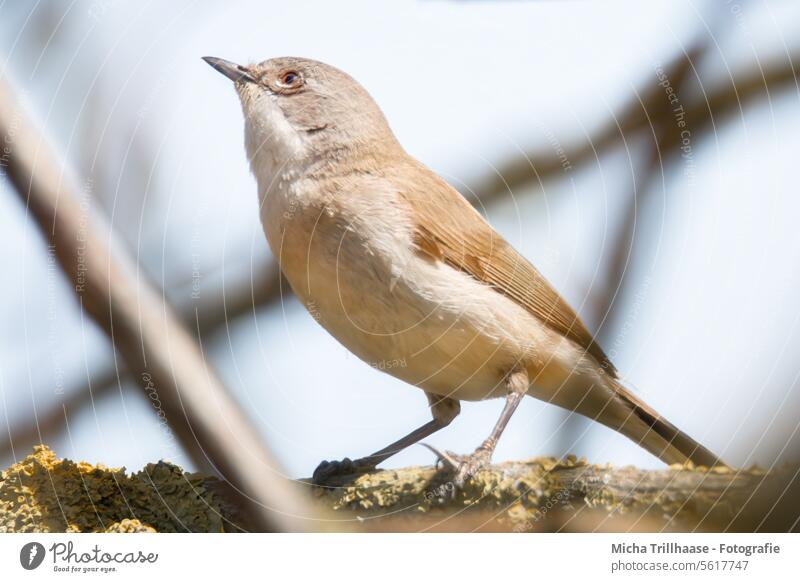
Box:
(104, 519), (157, 533)
(0, 446), (226, 532)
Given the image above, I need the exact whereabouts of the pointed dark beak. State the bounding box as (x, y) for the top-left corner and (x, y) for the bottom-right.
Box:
(202, 56), (254, 83)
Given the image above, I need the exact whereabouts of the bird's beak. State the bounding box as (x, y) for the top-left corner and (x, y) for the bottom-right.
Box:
(202, 56), (255, 83)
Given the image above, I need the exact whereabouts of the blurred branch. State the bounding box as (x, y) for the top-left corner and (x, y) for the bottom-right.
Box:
(0, 71), (310, 531)
(471, 52), (800, 205)
(590, 16), (800, 342)
(0, 263), (285, 461)
(593, 39), (710, 340)
(1, 370), (119, 463)
(187, 264), (285, 337)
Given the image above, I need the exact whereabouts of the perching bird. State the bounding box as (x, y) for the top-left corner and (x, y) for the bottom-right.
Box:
(203, 55), (725, 486)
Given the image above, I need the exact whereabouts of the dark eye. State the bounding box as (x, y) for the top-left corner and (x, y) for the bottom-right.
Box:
(277, 70), (302, 88)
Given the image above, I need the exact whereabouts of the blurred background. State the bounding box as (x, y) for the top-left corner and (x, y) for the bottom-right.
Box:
(1, 0), (799, 482)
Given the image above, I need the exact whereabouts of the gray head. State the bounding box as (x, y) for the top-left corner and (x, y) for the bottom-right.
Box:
(203, 56), (398, 179)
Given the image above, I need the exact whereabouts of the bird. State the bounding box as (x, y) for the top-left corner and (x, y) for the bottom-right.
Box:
(203, 55), (725, 487)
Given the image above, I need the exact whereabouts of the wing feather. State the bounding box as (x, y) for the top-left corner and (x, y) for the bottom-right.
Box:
(396, 161), (617, 377)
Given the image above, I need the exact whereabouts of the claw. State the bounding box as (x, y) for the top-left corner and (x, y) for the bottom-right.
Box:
(419, 442), (460, 472)
(312, 456), (377, 485)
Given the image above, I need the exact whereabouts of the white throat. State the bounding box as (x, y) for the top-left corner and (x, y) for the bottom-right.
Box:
(243, 96), (309, 194)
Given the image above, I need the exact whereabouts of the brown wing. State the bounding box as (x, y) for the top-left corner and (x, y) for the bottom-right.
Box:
(395, 161), (617, 377)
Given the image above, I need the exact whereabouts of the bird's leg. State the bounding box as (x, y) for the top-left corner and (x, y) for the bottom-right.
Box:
(430, 369), (528, 488)
(312, 394), (460, 484)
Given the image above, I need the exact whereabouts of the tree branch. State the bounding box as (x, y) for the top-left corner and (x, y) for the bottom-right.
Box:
(6, 447), (796, 532)
(310, 458), (800, 532)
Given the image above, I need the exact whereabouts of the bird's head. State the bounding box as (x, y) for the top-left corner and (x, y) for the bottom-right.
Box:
(203, 56), (397, 181)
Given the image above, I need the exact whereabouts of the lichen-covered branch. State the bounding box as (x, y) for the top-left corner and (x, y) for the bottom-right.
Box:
(3, 448), (798, 533)
(0, 447), (221, 532)
(309, 457), (800, 532)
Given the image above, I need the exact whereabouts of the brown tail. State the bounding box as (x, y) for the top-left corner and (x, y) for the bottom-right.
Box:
(608, 378), (726, 467)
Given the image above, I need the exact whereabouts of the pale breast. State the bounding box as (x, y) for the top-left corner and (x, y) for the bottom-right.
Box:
(259, 178), (554, 401)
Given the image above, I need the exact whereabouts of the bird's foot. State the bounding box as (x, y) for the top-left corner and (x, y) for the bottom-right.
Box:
(312, 457), (376, 485)
(421, 443), (493, 489)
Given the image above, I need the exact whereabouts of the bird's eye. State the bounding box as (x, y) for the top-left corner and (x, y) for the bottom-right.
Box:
(277, 70), (302, 88)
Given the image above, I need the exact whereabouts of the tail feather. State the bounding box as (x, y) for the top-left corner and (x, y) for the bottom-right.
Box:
(610, 379), (726, 468)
